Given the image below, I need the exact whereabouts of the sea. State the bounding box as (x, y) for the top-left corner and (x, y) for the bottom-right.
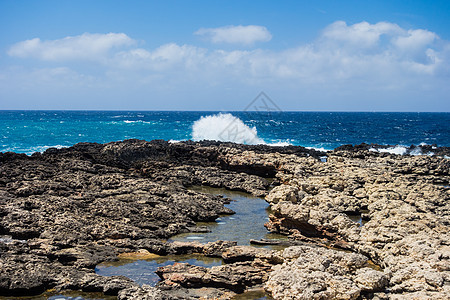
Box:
(1, 111), (449, 155)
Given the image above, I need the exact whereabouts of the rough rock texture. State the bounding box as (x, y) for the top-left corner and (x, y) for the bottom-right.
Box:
(266, 245), (389, 299)
(0, 140), (321, 298)
(1, 139), (449, 299)
(157, 260), (272, 293)
(263, 147), (450, 299)
(130, 245), (281, 299)
(118, 285), (169, 300)
(221, 245), (283, 264)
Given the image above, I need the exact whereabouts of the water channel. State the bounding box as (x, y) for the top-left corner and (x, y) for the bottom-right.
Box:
(94, 186), (285, 298)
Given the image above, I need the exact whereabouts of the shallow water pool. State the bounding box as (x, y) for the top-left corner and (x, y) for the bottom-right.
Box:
(95, 186), (287, 288)
(169, 186), (288, 246)
(95, 254), (223, 286)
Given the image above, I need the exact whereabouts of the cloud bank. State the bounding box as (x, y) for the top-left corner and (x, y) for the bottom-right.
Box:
(3, 21), (450, 110)
(194, 25), (272, 45)
(7, 33), (134, 61)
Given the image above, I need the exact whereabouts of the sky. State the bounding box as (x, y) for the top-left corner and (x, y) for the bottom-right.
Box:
(0, 0), (449, 111)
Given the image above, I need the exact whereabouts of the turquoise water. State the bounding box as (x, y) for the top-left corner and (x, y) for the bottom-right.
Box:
(1, 111), (449, 154)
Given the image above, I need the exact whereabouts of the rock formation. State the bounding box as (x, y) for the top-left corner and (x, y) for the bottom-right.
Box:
(0, 140), (448, 299)
(263, 147), (450, 299)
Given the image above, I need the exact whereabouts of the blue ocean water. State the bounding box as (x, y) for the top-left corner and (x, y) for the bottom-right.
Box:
(0, 111), (449, 154)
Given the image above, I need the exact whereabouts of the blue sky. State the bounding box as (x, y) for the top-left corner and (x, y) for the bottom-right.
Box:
(0, 0), (449, 111)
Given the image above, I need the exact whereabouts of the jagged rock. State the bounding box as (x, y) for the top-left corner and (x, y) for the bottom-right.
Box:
(1, 140), (284, 297)
(202, 240), (237, 257)
(118, 285), (168, 300)
(265, 245), (389, 300)
(157, 260), (274, 294)
(1, 140), (449, 299)
(265, 185), (301, 203)
(262, 148), (450, 299)
(222, 245), (283, 264)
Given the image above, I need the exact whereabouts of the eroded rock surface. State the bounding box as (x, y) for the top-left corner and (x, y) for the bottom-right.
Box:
(266, 245), (389, 299)
(1, 140), (449, 299)
(263, 147), (450, 299)
(155, 245), (280, 298)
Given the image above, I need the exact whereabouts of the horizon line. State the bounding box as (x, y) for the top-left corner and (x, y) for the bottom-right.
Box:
(0, 109), (449, 113)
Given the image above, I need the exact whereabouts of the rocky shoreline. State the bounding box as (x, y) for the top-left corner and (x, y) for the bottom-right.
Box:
(0, 140), (449, 299)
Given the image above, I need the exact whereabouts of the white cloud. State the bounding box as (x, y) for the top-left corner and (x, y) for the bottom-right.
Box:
(109, 21), (445, 84)
(3, 21), (450, 110)
(8, 33), (134, 61)
(321, 21), (403, 49)
(195, 25), (272, 45)
(115, 43), (208, 72)
(393, 29), (437, 50)
(392, 29), (438, 63)
(6, 22), (447, 81)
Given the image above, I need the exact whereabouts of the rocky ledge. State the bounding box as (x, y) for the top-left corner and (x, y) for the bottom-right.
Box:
(0, 140), (449, 299)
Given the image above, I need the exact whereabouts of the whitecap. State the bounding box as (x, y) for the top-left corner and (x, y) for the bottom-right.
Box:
(168, 139), (183, 143)
(123, 120), (152, 124)
(192, 113), (265, 144)
(267, 141), (292, 146)
(409, 147), (423, 156)
(370, 145), (436, 156)
(377, 146), (408, 155)
(6, 145), (69, 155)
(306, 146), (330, 152)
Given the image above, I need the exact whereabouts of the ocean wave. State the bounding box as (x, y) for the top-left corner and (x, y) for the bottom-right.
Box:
(123, 120), (152, 124)
(267, 141), (292, 147)
(192, 113), (265, 145)
(1, 145), (68, 155)
(370, 145), (408, 155)
(369, 144), (434, 156)
(306, 146), (332, 152)
(168, 139), (183, 143)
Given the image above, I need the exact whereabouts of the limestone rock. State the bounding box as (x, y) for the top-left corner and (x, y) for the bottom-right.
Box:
(266, 185), (301, 204)
(265, 245), (388, 300)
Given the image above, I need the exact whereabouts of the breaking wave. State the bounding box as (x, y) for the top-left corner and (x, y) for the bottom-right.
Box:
(370, 145), (409, 155)
(0, 145), (68, 155)
(192, 113), (265, 144)
(369, 144), (434, 156)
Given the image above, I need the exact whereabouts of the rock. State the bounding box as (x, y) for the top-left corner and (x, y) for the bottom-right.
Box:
(1, 140), (281, 297)
(266, 185), (301, 204)
(157, 260), (274, 294)
(354, 267), (389, 292)
(265, 245), (389, 300)
(202, 240), (237, 257)
(157, 263), (208, 288)
(222, 245), (283, 264)
(118, 285), (168, 300)
(1, 140), (449, 299)
(261, 146), (450, 299)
